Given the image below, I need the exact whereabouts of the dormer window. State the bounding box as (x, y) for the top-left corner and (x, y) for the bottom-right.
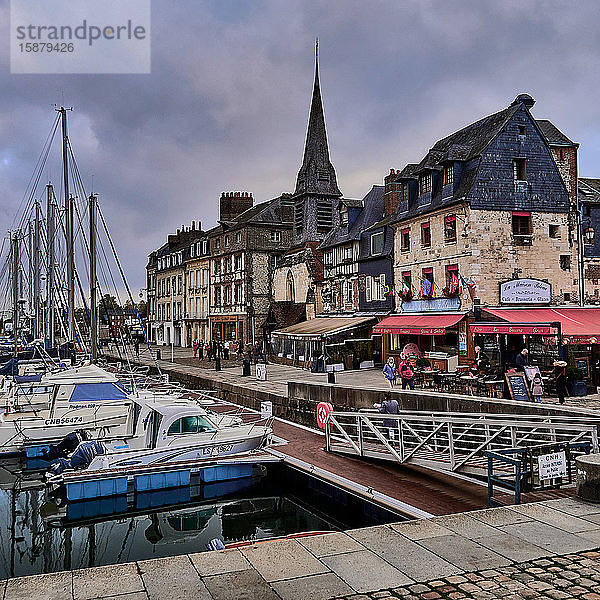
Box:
(340, 207), (348, 227)
(443, 165), (454, 186)
(518, 125), (526, 136)
(370, 232), (384, 255)
(419, 173), (432, 194)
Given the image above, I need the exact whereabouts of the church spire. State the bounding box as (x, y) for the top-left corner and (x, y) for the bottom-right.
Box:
(294, 40), (341, 197)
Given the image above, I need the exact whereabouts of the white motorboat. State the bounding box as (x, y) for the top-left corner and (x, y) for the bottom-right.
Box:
(47, 400), (273, 475)
(0, 363), (118, 415)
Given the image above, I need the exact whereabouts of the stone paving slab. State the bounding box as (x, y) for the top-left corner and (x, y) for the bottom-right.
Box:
(322, 549), (413, 592)
(349, 525), (463, 581)
(240, 538), (329, 582)
(389, 518), (453, 541)
(499, 520), (599, 554)
(419, 533), (512, 571)
(470, 531), (550, 562)
(138, 555), (210, 600)
(298, 532), (365, 557)
(5, 572), (71, 600)
(202, 569), (280, 600)
(466, 505), (533, 527)
(72, 563), (145, 600)
(427, 512), (500, 539)
(510, 501), (600, 532)
(189, 548), (251, 576)
(271, 572), (354, 600)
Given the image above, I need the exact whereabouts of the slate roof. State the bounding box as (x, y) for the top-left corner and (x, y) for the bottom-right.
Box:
(580, 178), (600, 203)
(429, 105), (518, 163)
(319, 185), (385, 250)
(209, 196), (293, 237)
(536, 120), (577, 146)
(293, 50), (341, 198)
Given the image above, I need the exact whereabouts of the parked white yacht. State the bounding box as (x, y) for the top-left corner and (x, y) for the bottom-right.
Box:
(0, 363), (117, 414)
(47, 400), (273, 474)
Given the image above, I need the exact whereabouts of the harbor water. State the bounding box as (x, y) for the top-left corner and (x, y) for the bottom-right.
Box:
(0, 460), (405, 579)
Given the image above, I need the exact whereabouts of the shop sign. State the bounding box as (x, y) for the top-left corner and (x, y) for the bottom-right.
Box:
(470, 324), (558, 335)
(459, 332), (467, 355)
(500, 279), (551, 304)
(401, 297), (461, 313)
(538, 451), (567, 481)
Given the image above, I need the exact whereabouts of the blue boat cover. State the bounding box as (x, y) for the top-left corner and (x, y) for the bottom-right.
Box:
(70, 382), (128, 402)
(14, 374), (43, 383)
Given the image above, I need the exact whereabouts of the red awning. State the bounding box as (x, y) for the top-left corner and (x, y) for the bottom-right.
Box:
(471, 323), (558, 335)
(477, 308), (600, 339)
(373, 314), (465, 336)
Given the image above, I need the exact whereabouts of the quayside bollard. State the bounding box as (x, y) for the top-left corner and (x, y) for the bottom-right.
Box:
(576, 454), (600, 503)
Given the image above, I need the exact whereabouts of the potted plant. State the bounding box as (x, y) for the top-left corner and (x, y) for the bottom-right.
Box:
(566, 365), (587, 397)
(415, 357), (431, 369)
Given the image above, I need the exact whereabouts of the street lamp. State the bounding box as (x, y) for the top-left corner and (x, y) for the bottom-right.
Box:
(584, 226), (595, 245)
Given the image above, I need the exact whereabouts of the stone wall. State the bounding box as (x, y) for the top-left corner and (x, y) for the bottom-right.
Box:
(392, 203), (579, 307)
(132, 359), (600, 431)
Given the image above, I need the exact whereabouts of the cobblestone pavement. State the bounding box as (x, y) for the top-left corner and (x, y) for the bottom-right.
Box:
(333, 550), (600, 600)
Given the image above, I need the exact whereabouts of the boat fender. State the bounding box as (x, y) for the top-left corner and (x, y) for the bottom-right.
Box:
(206, 538), (226, 551)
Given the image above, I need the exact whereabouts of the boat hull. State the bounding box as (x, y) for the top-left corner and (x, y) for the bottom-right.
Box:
(89, 428), (272, 470)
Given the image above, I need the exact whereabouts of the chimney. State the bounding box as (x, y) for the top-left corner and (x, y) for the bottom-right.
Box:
(220, 191), (254, 222)
(384, 169), (402, 216)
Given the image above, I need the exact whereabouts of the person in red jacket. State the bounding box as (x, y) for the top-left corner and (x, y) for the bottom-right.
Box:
(399, 358), (415, 390)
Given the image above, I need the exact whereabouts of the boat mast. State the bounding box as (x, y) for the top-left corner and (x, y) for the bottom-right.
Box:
(58, 106), (75, 348)
(33, 201), (41, 340)
(46, 183), (55, 347)
(12, 231), (19, 358)
(89, 194), (98, 360)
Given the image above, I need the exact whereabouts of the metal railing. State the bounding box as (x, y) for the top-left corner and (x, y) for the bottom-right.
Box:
(325, 410), (600, 478)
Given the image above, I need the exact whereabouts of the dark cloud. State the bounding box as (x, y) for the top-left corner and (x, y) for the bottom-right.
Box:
(1, 0), (599, 295)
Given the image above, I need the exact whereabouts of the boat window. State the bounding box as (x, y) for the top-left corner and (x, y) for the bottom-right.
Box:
(168, 416), (216, 435)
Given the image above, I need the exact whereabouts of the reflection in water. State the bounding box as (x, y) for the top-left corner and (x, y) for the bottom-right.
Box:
(0, 462), (403, 579)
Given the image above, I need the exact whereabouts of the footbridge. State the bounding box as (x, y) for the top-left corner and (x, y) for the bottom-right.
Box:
(325, 410), (600, 478)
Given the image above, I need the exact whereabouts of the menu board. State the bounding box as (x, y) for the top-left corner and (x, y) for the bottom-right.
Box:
(576, 358), (589, 379)
(524, 366), (541, 382)
(505, 372), (532, 402)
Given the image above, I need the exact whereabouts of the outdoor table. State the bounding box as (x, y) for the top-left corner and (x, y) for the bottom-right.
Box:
(482, 379), (505, 398)
(459, 375), (479, 395)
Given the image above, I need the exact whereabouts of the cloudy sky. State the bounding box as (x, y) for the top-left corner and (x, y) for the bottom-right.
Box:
(1, 0), (600, 297)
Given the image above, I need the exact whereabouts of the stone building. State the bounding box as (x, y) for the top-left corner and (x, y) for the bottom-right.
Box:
(373, 94), (581, 370)
(580, 178), (600, 301)
(149, 223), (203, 347)
(208, 192), (293, 345)
(145, 251), (157, 342)
(183, 228), (210, 345)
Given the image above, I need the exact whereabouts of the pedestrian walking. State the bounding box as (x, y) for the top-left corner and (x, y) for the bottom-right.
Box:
(134, 338), (140, 358)
(193, 340), (198, 358)
(531, 373), (544, 403)
(223, 342), (230, 360)
(399, 358), (415, 390)
(554, 360), (568, 405)
(382, 357), (398, 389)
(374, 392), (399, 442)
(198, 340), (204, 360)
